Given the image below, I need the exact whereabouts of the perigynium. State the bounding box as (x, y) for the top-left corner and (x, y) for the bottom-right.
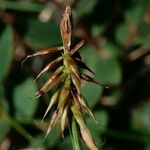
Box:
(23, 5), (107, 150)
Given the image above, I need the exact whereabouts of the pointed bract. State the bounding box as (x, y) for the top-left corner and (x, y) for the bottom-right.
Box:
(36, 66), (64, 97)
(75, 59), (95, 75)
(57, 78), (71, 108)
(70, 40), (84, 55)
(80, 127), (98, 150)
(22, 46), (63, 66)
(44, 107), (63, 140)
(77, 95), (97, 123)
(81, 73), (106, 87)
(71, 73), (81, 95)
(41, 89), (60, 123)
(61, 105), (68, 138)
(68, 57), (80, 78)
(34, 56), (63, 82)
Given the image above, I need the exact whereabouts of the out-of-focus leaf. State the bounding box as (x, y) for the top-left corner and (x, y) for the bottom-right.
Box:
(125, 0), (148, 26)
(116, 0), (148, 45)
(116, 24), (129, 45)
(1, 1), (45, 12)
(136, 23), (150, 47)
(91, 25), (106, 37)
(81, 44), (121, 106)
(0, 87), (10, 141)
(58, 135), (72, 150)
(75, 0), (97, 16)
(0, 26), (13, 83)
(96, 56), (122, 86)
(29, 134), (45, 150)
(97, 42), (122, 85)
(0, 121), (10, 142)
(87, 110), (108, 134)
(82, 83), (102, 107)
(24, 19), (61, 47)
(13, 78), (38, 121)
(131, 101), (150, 134)
(31, 126), (61, 150)
(45, 126), (61, 148)
(0, 86), (9, 112)
(145, 144), (150, 150)
(80, 45), (103, 107)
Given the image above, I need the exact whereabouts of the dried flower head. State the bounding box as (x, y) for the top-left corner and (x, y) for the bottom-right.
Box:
(23, 5), (106, 150)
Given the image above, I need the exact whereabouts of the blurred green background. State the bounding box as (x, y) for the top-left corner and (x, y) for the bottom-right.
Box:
(0, 0), (150, 149)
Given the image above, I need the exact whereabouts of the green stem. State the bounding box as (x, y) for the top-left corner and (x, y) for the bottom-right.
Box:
(6, 116), (33, 142)
(0, 1), (45, 12)
(70, 117), (82, 150)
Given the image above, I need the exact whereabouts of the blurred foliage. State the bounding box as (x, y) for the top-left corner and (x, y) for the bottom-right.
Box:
(0, 0), (149, 149)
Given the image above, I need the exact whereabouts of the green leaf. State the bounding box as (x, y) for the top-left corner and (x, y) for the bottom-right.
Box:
(13, 78), (38, 120)
(24, 18), (61, 47)
(0, 26), (13, 83)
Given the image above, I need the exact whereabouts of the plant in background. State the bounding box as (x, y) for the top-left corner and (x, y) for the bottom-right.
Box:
(23, 5), (106, 150)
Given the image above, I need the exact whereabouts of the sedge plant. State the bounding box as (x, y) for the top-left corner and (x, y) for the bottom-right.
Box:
(23, 5), (107, 150)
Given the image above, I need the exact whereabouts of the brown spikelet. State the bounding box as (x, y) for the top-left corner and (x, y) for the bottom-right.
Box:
(22, 5), (104, 150)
